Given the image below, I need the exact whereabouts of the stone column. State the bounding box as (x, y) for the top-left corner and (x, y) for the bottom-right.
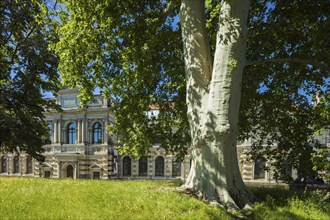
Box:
(62, 125), (66, 144)
(53, 121), (57, 143)
(56, 120), (60, 143)
(104, 117), (108, 145)
(103, 97), (107, 107)
(89, 126), (92, 144)
(81, 119), (86, 142)
(58, 120), (62, 144)
(80, 119), (83, 143)
(75, 120), (79, 144)
(88, 120), (92, 144)
(77, 119), (81, 143)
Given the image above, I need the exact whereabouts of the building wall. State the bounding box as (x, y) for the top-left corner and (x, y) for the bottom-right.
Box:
(0, 147), (286, 182)
(0, 88), (300, 182)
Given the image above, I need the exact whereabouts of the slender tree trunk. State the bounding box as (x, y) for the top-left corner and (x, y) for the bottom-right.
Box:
(180, 0), (252, 210)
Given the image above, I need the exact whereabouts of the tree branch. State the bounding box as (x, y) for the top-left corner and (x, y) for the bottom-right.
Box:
(54, 0), (58, 11)
(10, 24), (37, 63)
(160, 1), (175, 20)
(246, 58), (330, 72)
(180, 0), (212, 86)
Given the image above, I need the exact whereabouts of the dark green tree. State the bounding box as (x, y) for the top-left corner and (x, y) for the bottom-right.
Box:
(241, 0), (330, 181)
(0, 0), (60, 161)
(55, 0), (329, 209)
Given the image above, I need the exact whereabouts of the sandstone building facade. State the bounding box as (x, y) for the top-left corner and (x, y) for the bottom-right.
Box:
(2, 87), (328, 182)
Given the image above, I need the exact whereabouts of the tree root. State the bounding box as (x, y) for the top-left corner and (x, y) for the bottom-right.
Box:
(175, 186), (203, 200)
(176, 184), (254, 212)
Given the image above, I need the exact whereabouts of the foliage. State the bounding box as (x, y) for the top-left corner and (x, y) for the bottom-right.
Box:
(0, 0), (60, 160)
(312, 94), (330, 181)
(0, 178), (231, 220)
(55, 0), (189, 158)
(55, 0), (330, 179)
(311, 143), (330, 182)
(240, 0), (330, 182)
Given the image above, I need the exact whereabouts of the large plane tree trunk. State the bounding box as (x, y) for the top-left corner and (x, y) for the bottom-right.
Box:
(179, 0), (252, 210)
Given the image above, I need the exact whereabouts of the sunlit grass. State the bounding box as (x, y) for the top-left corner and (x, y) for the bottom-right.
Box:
(0, 178), (230, 220)
(1, 177), (329, 220)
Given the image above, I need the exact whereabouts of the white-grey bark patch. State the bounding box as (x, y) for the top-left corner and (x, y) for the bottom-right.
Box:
(180, 0), (253, 210)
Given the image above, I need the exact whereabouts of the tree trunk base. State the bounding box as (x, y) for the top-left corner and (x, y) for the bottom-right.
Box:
(176, 183), (253, 212)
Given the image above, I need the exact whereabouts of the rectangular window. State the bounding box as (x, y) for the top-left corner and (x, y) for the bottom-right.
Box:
(44, 171), (51, 178)
(1, 157), (7, 173)
(68, 132), (76, 144)
(26, 157), (33, 174)
(93, 172), (100, 179)
(172, 163), (181, 177)
(254, 159), (266, 180)
(138, 158), (148, 176)
(13, 157), (20, 173)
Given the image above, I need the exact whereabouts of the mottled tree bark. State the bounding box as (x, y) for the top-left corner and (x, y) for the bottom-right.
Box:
(180, 0), (252, 210)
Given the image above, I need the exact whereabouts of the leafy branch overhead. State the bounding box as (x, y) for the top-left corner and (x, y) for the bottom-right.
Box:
(56, 0), (329, 178)
(56, 0), (188, 157)
(43, 1), (330, 210)
(0, 0), (60, 160)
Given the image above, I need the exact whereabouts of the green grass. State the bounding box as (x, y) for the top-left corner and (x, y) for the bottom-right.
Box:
(246, 186), (330, 220)
(0, 178), (329, 220)
(0, 178), (230, 220)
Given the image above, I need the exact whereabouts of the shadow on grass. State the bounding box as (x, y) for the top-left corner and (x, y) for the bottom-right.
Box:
(236, 187), (330, 220)
(176, 186), (328, 219)
(245, 208), (312, 220)
(250, 186), (329, 205)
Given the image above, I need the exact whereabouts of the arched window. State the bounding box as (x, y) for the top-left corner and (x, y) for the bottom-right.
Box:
(93, 122), (103, 144)
(155, 156), (165, 177)
(26, 156), (33, 174)
(172, 157), (181, 177)
(138, 156), (148, 176)
(13, 156), (20, 173)
(67, 123), (76, 144)
(254, 159), (266, 180)
(122, 156), (131, 176)
(48, 123), (53, 144)
(1, 156), (7, 173)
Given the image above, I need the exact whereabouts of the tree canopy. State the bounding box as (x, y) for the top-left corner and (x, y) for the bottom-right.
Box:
(241, 0), (330, 180)
(56, 0), (189, 157)
(0, 0), (60, 160)
(55, 0), (329, 181)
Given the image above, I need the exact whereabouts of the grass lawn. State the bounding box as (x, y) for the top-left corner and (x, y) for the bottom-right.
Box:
(0, 177), (329, 219)
(248, 186), (330, 220)
(0, 177), (230, 220)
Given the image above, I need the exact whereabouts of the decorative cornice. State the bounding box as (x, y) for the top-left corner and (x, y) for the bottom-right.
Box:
(57, 87), (80, 95)
(43, 107), (114, 116)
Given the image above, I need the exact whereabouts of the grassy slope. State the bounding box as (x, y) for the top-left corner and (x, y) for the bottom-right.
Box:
(0, 178), (230, 220)
(249, 186), (330, 220)
(0, 178), (329, 220)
